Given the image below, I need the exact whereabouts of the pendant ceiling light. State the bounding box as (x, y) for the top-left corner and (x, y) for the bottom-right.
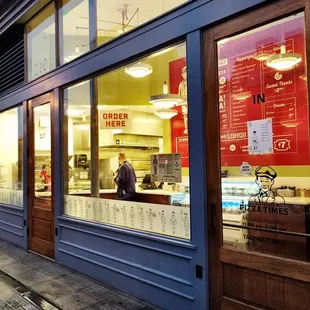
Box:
(150, 81), (183, 109)
(254, 52), (270, 61)
(266, 45), (302, 71)
(155, 108), (178, 119)
(125, 62), (153, 78)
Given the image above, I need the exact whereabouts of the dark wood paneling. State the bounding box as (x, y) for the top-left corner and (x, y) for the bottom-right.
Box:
(221, 297), (265, 310)
(220, 248), (310, 283)
(222, 263), (310, 310)
(28, 92), (54, 258)
(32, 218), (51, 241)
(223, 264), (284, 309)
(203, 25), (222, 310)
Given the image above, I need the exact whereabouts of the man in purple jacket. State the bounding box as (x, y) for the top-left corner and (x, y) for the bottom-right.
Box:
(114, 153), (137, 200)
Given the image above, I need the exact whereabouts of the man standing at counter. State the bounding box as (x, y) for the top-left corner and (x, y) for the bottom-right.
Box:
(114, 153), (137, 201)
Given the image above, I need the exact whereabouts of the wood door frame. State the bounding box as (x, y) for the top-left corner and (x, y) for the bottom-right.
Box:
(27, 92), (55, 258)
(203, 0), (310, 308)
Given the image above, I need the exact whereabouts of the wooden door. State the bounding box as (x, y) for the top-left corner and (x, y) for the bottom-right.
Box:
(28, 93), (54, 258)
(204, 0), (310, 309)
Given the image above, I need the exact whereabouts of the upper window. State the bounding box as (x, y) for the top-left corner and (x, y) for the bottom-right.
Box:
(26, 3), (56, 81)
(26, 1), (188, 70)
(96, 0), (187, 46)
(59, 0), (90, 65)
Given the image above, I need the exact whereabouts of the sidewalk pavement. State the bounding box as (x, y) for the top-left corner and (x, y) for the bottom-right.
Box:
(0, 239), (161, 310)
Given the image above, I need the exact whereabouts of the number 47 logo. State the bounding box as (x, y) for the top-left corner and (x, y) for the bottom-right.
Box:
(274, 139), (291, 151)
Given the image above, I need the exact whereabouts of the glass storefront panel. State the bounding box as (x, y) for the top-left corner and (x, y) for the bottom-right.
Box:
(63, 42), (191, 239)
(0, 107), (23, 207)
(34, 104), (52, 208)
(217, 12), (310, 260)
(26, 3), (56, 81)
(64, 81), (92, 194)
(96, 0), (187, 46)
(59, 0), (90, 64)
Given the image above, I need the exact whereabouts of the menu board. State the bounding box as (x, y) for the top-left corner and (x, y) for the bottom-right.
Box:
(169, 57), (189, 167)
(218, 15), (309, 166)
(151, 153), (182, 183)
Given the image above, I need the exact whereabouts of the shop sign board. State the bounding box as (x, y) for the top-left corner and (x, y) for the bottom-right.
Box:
(151, 153), (182, 183)
(217, 15), (309, 166)
(100, 110), (132, 129)
(169, 57), (189, 168)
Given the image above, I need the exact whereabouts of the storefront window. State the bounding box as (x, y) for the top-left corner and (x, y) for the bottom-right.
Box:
(26, 3), (56, 81)
(96, 0), (187, 46)
(63, 42), (190, 239)
(0, 107), (23, 207)
(217, 12), (310, 261)
(59, 0), (90, 64)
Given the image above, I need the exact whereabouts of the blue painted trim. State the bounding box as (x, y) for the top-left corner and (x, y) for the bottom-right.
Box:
(59, 248), (195, 301)
(0, 219), (23, 230)
(60, 239), (193, 286)
(59, 222), (193, 258)
(186, 29), (209, 309)
(58, 216), (196, 250)
(0, 205), (24, 216)
(0, 226), (24, 237)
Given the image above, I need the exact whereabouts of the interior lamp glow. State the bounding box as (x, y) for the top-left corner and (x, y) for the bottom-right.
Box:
(67, 109), (84, 116)
(125, 63), (153, 78)
(74, 122), (89, 130)
(155, 108), (178, 119)
(254, 52), (270, 61)
(149, 81), (183, 109)
(266, 45), (302, 71)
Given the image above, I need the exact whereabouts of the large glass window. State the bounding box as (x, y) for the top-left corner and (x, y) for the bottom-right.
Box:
(64, 42), (191, 239)
(217, 12), (310, 261)
(26, 3), (56, 81)
(96, 0), (187, 46)
(59, 0), (90, 64)
(0, 107), (23, 207)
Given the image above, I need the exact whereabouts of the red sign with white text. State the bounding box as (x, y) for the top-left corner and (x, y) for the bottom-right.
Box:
(169, 57), (189, 167)
(218, 15), (309, 166)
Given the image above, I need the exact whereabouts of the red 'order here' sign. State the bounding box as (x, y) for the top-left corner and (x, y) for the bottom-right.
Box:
(100, 110), (132, 129)
(218, 15), (309, 167)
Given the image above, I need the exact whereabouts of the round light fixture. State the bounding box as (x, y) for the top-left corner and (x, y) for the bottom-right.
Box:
(125, 63), (153, 78)
(266, 45), (302, 71)
(150, 94), (183, 109)
(254, 52), (270, 61)
(155, 108), (178, 119)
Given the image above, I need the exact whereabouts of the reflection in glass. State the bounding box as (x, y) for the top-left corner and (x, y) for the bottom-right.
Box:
(64, 81), (91, 194)
(59, 0), (90, 64)
(26, 3), (56, 81)
(218, 12), (310, 261)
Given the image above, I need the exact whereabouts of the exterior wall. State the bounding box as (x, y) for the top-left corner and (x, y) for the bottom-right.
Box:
(0, 0), (271, 309)
(0, 205), (25, 248)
